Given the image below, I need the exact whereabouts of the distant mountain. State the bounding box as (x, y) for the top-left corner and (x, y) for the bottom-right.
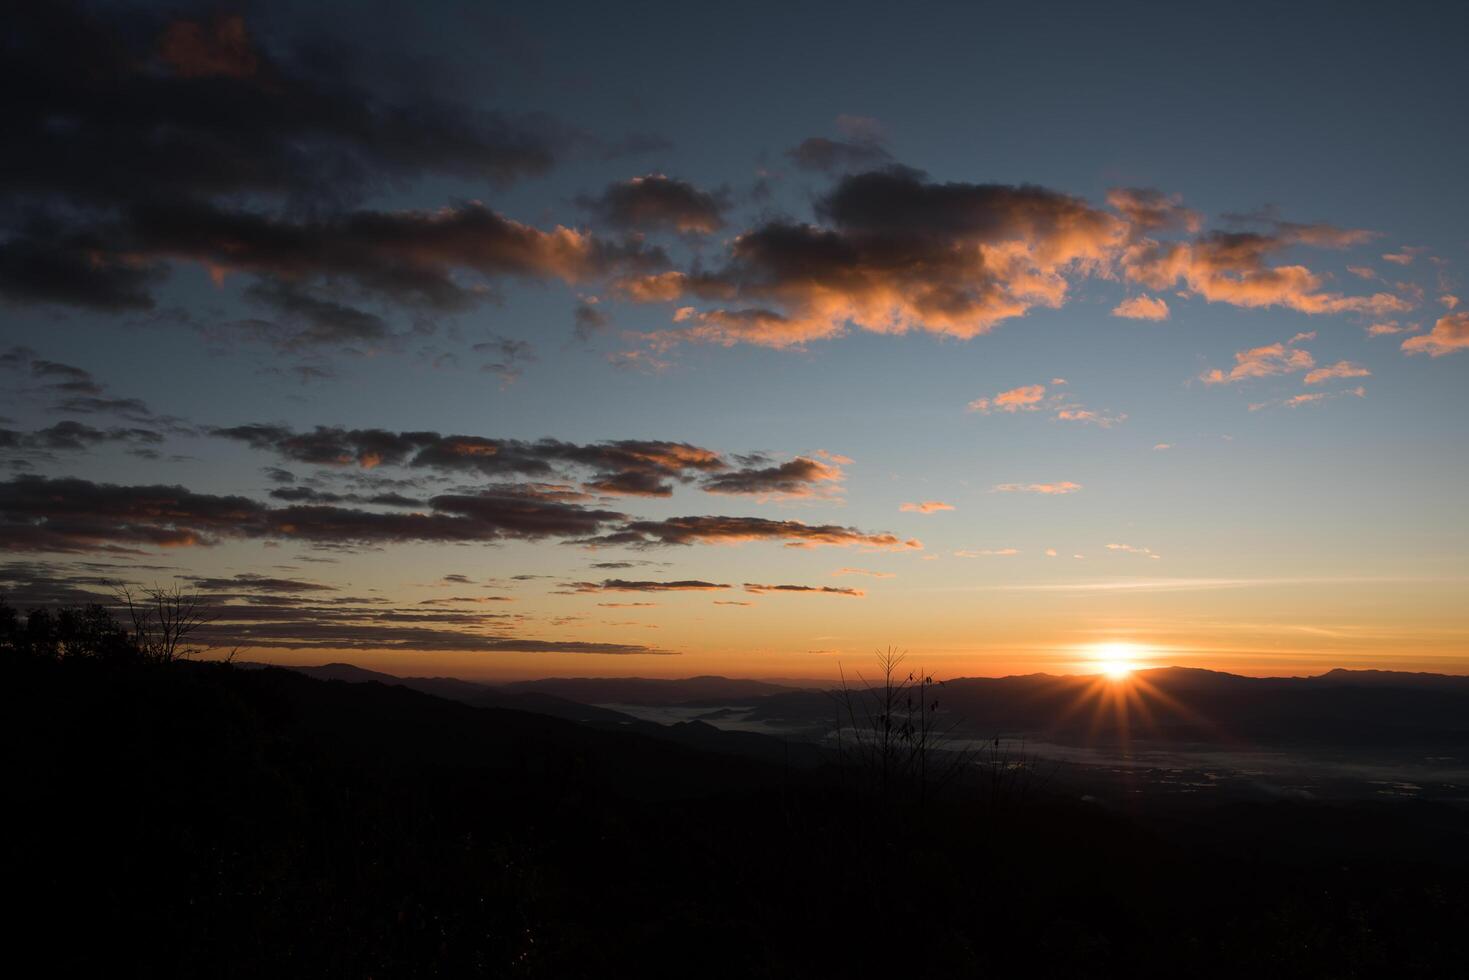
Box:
(239, 661), (493, 703)
(1308, 668), (1469, 690)
(240, 662), (823, 767)
(740, 665), (1469, 752)
(500, 674), (808, 705)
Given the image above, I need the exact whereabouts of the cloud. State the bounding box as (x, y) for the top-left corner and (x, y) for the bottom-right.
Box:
(620, 173), (1412, 352)
(578, 515), (921, 550)
(1303, 361), (1370, 385)
(953, 548), (1018, 557)
(1106, 543), (1161, 559)
(633, 168), (1123, 347)
(968, 384), (1049, 413)
(1250, 387), (1366, 411)
(0, 475), (628, 553)
(213, 424), (856, 502)
(992, 482), (1081, 495)
(786, 118), (893, 173)
(0, 564), (665, 655)
(1367, 321), (1410, 337)
(1123, 231), (1410, 317)
(700, 455), (845, 498)
(831, 567), (894, 578)
(1111, 295), (1170, 320)
(742, 583), (863, 596)
(475, 335), (538, 384)
(573, 579), (728, 592)
(185, 573), (337, 593)
(899, 501), (953, 513)
(968, 381), (1122, 426)
(1054, 408), (1127, 427)
(1443, 295), (1460, 310)
(0, 421), (163, 454)
(1200, 334), (1315, 384)
(1107, 188), (1201, 235)
(1402, 312), (1469, 357)
(1153, 443), (1173, 451)
(0, 7), (683, 346)
(212, 426), (727, 496)
(577, 175), (728, 234)
(1382, 247), (1427, 266)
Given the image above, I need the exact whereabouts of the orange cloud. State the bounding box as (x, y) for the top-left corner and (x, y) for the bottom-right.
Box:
(900, 500), (954, 513)
(831, 567), (894, 578)
(1367, 321), (1409, 337)
(1442, 295), (1460, 310)
(1055, 407), (1126, 427)
(1124, 233), (1411, 317)
(953, 548), (1019, 557)
(1107, 543), (1161, 559)
(1111, 295), (1170, 320)
(993, 481), (1082, 495)
(969, 384), (1049, 413)
(1200, 335), (1315, 384)
(1382, 248), (1426, 266)
(1402, 312), (1469, 357)
(1106, 188), (1201, 235)
(1304, 361), (1370, 385)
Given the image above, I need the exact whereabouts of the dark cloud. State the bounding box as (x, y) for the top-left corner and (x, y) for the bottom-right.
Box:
(5, 5), (560, 207)
(267, 486), (424, 508)
(202, 621), (675, 655)
(0, 560), (670, 655)
(441, 574), (472, 584)
(572, 301), (610, 342)
(0, 475), (626, 553)
(1, 421), (163, 455)
(572, 579), (729, 592)
(2, 347), (161, 423)
(701, 455), (843, 497)
(786, 136), (893, 173)
(580, 515), (921, 551)
(742, 583), (863, 596)
(211, 425), (730, 497)
(243, 277), (390, 348)
(576, 175), (728, 234)
(475, 334), (537, 384)
(56, 396), (156, 421)
(185, 573), (337, 594)
(28, 359), (103, 394)
(0, 5), (669, 345)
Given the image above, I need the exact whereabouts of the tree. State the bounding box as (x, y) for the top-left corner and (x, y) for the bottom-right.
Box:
(116, 585), (213, 663)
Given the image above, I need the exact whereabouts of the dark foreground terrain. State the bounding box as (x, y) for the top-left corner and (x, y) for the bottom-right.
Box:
(6, 623), (1469, 976)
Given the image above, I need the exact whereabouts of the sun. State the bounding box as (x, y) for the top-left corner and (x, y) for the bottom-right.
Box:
(1091, 641), (1142, 679)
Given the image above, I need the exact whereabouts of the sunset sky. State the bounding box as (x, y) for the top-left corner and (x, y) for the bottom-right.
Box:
(3, 0), (1467, 680)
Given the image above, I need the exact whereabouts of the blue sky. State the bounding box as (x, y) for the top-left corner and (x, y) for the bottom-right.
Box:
(2, 0), (1466, 678)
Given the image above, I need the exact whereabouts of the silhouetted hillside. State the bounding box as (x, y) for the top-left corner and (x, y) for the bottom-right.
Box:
(8, 649), (1469, 977)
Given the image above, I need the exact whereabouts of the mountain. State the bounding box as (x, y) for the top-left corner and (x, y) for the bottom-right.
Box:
(737, 666), (1469, 752)
(240, 661), (824, 767)
(500, 674), (807, 704)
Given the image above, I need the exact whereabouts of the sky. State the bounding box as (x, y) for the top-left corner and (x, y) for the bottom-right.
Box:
(3, 0), (1467, 681)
